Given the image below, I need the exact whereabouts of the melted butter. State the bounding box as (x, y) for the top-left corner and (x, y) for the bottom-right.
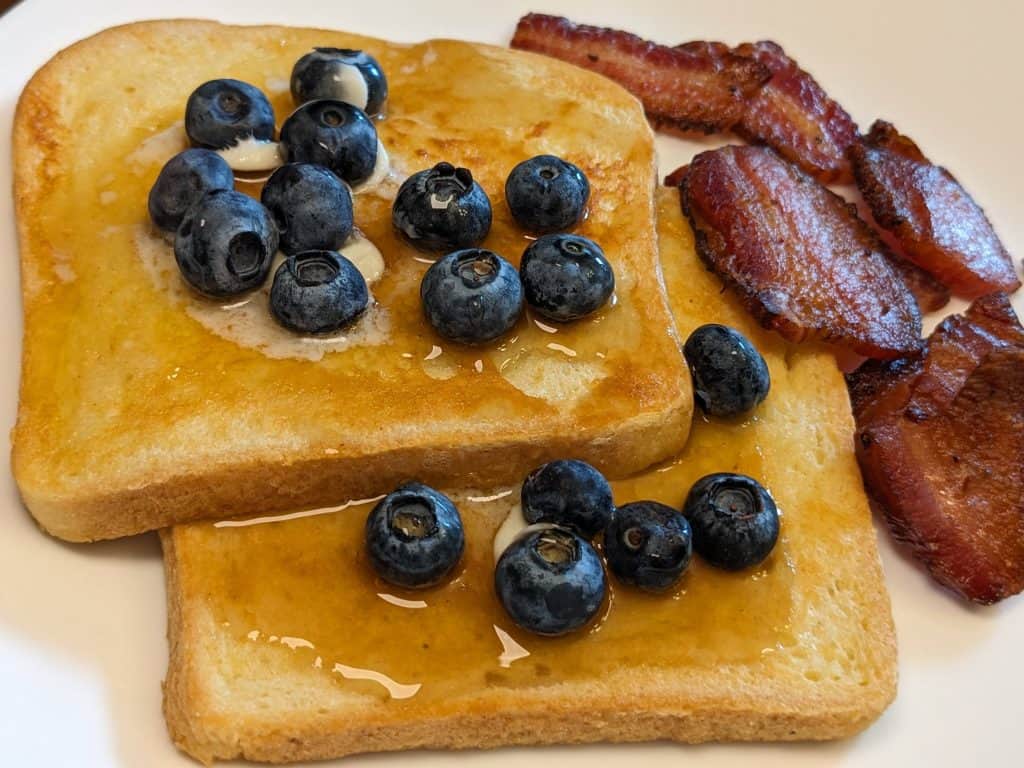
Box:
(217, 137), (284, 171)
(264, 76), (291, 96)
(492, 502), (528, 560)
(134, 228), (390, 362)
(125, 121), (187, 171)
(377, 593), (429, 609)
(329, 62), (370, 111)
(341, 230), (385, 282)
(349, 140), (392, 195)
(197, 410), (795, 704)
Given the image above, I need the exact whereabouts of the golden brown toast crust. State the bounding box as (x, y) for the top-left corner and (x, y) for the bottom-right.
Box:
(12, 20), (692, 541)
(163, 512), (887, 763)
(160, 189), (896, 764)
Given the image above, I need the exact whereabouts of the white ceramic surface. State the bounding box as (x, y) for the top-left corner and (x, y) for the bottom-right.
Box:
(1, 1), (1022, 766)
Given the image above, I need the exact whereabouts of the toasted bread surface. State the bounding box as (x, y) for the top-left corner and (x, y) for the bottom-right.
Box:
(161, 187), (897, 764)
(12, 20), (692, 541)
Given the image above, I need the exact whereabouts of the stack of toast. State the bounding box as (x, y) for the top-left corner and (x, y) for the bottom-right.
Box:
(12, 20), (897, 764)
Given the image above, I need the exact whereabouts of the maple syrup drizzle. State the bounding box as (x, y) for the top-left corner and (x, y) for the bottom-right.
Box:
(199, 411), (794, 705)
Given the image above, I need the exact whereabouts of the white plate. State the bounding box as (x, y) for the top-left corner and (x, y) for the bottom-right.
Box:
(1, 1), (1022, 766)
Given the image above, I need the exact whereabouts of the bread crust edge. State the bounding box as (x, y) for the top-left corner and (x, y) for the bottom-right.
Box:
(161, 530), (896, 765)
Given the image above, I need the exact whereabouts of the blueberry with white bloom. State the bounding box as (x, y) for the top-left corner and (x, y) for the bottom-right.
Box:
(519, 234), (614, 322)
(365, 483), (465, 588)
(174, 190), (278, 298)
(392, 162), (492, 253)
(495, 526), (606, 636)
(148, 149), (234, 232)
(185, 79), (275, 150)
(505, 154), (590, 233)
(420, 248), (523, 344)
(269, 250), (368, 334)
(261, 163), (354, 255)
(280, 99), (378, 186)
(291, 47), (389, 115)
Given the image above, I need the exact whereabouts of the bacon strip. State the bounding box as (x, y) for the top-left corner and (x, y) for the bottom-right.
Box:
(852, 121), (1020, 298)
(663, 164), (689, 188)
(847, 354), (923, 423)
(849, 294), (1024, 604)
(853, 201), (951, 314)
(731, 41), (859, 184)
(680, 145), (921, 360)
(511, 14), (770, 134)
(669, 164), (949, 314)
(511, 16), (862, 183)
(886, 255), (951, 314)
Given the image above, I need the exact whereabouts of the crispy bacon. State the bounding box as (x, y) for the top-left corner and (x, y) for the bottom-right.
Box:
(680, 145), (921, 359)
(847, 354), (924, 422)
(852, 121), (1020, 298)
(731, 41), (858, 184)
(663, 164), (689, 188)
(510, 16), (861, 183)
(855, 201), (951, 314)
(849, 294), (1024, 604)
(885, 251), (951, 314)
(905, 294), (1024, 421)
(670, 163), (949, 314)
(510, 14), (770, 133)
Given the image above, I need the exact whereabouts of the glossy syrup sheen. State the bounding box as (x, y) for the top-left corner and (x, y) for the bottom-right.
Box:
(192, 411), (795, 705)
(17, 32), (687, 485)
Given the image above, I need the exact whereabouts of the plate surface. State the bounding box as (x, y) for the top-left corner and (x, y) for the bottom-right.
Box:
(0, 1), (1022, 766)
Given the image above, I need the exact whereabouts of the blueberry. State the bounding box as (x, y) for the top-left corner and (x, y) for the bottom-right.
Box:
(683, 473), (780, 571)
(521, 459), (614, 539)
(269, 250), (368, 334)
(420, 249), (523, 344)
(392, 162), (492, 252)
(683, 324), (771, 417)
(147, 149), (234, 233)
(505, 154), (590, 233)
(184, 79), (275, 150)
(365, 483), (465, 589)
(261, 163), (354, 255)
(174, 190), (278, 298)
(291, 47), (388, 115)
(520, 234), (614, 322)
(494, 526), (606, 636)
(604, 501), (693, 592)
(280, 100), (378, 186)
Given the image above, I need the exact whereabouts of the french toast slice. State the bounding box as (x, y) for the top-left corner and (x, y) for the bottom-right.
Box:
(160, 188), (897, 764)
(11, 20), (692, 541)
